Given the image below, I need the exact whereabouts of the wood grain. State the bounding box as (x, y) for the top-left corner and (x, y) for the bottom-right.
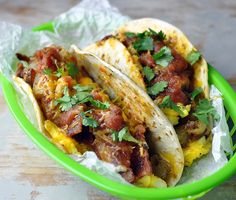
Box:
(0, 0), (235, 200)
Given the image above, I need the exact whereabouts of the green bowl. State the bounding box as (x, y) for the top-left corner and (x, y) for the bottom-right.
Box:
(0, 22), (236, 200)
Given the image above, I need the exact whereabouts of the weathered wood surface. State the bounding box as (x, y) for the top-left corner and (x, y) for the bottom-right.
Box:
(0, 0), (235, 199)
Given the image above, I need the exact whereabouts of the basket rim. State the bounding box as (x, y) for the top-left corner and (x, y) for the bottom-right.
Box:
(0, 21), (235, 199)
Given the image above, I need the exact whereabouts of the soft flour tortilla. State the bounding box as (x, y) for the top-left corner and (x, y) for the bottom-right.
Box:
(72, 45), (184, 186)
(85, 18), (209, 98)
(13, 75), (45, 133)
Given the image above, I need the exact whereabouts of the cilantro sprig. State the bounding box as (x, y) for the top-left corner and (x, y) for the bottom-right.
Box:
(80, 111), (98, 128)
(43, 68), (52, 76)
(90, 100), (110, 110)
(43, 62), (79, 78)
(133, 37), (153, 51)
(193, 99), (219, 125)
(135, 29), (166, 41)
(153, 46), (174, 67)
(148, 29), (166, 41)
(143, 66), (155, 82)
(54, 87), (75, 111)
(66, 62), (79, 78)
(190, 87), (203, 100)
(73, 84), (93, 92)
(186, 50), (201, 65)
(111, 127), (140, 145)
(147, 81), (168, 96)
(159, 95), (184, 115)
(130, 29), (166, 52)
(55, 67), (64, 78)
(125, 32), (136, 38)
(54, 85), (110, 112)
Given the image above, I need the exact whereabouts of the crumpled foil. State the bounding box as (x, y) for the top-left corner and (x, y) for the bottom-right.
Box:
(0, 0), (233, 186)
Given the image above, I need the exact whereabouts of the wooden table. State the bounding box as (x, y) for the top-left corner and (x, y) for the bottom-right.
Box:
(0, 0), (235, 199)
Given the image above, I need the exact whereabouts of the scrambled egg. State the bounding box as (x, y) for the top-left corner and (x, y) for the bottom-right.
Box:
(161, 104), (191, 125)
(135, 175), (167, 188)
(44, 120), (88, 154)
(183, 136), (212, 166)
(78, 77), (93, 85)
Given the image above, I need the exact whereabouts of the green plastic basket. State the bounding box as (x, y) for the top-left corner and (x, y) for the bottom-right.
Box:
(0, 22), (236, 200)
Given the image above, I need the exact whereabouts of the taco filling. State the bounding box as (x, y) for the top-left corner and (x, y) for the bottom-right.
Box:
(15, 45), (169, 187)
(115, 30), (218, 166)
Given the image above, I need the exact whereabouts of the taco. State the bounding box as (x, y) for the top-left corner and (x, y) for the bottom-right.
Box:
(85, 18), (219, 167)
(14, 45), (183, 187)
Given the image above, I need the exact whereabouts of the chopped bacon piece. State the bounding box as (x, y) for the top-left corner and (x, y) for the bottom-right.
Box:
(153, 41), (165, 53)
(40, 96), (57, 120)
(91, 89), (103, 102)
(67, 116), (83, 137)
(168, 50), (188, 73)
(140, 51), (156, 68)
(122, 36), (137, 47)
(92, 104), (124, 131)
(16, 53), (30, 62)
(93, 134), (135, 182)
(152, 67), (192, 104)
(16, 63), (36, 86)
(133, 124), (146, 140)
(103, 105), (124, 131)
(34, 46), (61, 71)
(131, 146), (153, 179)
(54, 104), (85, 136)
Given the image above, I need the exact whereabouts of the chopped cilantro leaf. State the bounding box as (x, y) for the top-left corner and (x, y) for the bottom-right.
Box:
(156, 30), (166, 41)
(66, 63), (79, 78)
(80, 112), (98, 128)
(136, 30), (150, 38)
(73, 84), (93, 92)
(111, 127), (140, 144)
(147, 81), (168, 96)
(186, 50), (201, 65)
(159, 96), (184, 115)
(90, 99), (110, 110)
(125, 32), (136, 38)
(111, 130), (118, 141)
(143, 66), (155, 82)
(133, 37), (154, 51)
(54, 87), (73, 111)
(54, 85), (110, 112)
(43, 68), (52, 76)
(193, 99), (219, 125)
(191, 87), (203, 100)
(153, 46), (173, 67)
(148, 29), (166, 41)
(132, 29), (166, 41)
(72, 92), (91, 103)
(54, 87), (91, 112)
(55, 68), (64, 78)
